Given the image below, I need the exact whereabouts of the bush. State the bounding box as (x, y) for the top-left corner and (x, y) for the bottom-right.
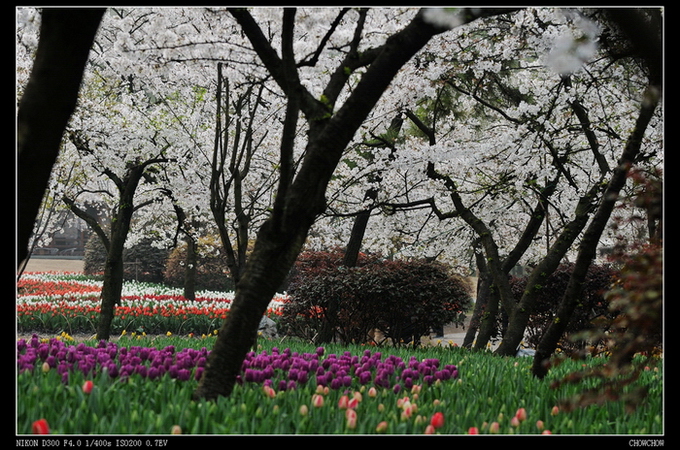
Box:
(508, 263), (618, 351)
(280, 252), (473, 347)
(164, 235), (233, 292)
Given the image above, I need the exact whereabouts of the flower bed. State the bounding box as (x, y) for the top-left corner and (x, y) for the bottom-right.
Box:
(17, 272), (286, 336)
(17, 335), (457, 391)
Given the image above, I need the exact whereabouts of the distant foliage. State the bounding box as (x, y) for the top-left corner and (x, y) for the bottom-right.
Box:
(83, 236), (168, 283)
(164, 235), (233, 292)
(508, 263), (618, 351)
(280, 250), (473, 347)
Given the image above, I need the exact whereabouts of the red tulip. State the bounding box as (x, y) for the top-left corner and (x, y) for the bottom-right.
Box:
(467, 427), (479, 434)
(515, 407), (527, 422)
(32, 418), (50, 434)
(82, 380), (94, 394)
(430, 412), (445, 429)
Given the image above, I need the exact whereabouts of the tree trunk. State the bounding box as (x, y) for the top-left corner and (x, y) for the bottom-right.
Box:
(17, 8), (104, 267)
(95, 163), (161, 340)
(97, 230), (126, 340)
(183, 235), (198, 301)
(495, 185), (601, 356)
(532, 85), (660, 377)
(463, 274), (487, 348)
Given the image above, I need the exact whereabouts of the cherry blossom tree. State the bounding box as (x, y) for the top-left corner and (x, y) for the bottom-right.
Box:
(193, 7), (520, 400)
(306, 8), (662, 357)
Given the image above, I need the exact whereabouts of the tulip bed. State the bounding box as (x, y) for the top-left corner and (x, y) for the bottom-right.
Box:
(17, 272), (664, 435)
(17, 272), (286, 337)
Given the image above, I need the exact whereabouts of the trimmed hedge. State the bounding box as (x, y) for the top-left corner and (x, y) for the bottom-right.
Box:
(280, 250), (473, 347)
(508, 263), (618, 352)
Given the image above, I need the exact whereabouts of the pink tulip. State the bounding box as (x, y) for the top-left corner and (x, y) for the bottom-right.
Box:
(171, 425), (182, 434)
(515, 407), (527, 422)
(536, 420), (545, 431)
(424, 424), (436, 434)
(510, 416), (521, 427)
(345, 408), (357, 429)
(551, 406), (559, 416)
(263, 385), (276, 399)
(338, 395), (349, 409)
(376, 421), (388, 433)
(367, 387), (377, 398)
(312, 394), (324, 408)
(489, 421), (500, 434)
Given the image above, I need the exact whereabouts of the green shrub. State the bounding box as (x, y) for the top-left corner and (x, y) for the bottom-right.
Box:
(280, 253), (473, 347)
(164, 235), (234, 292)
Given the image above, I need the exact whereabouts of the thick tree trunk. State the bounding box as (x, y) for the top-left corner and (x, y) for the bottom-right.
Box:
(97, 234), (126, 340)
(532, 85), (660, 378)
(17, 8), (104, 267)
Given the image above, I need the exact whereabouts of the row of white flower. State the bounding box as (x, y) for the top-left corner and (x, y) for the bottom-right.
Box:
(18, 272), (288, 312)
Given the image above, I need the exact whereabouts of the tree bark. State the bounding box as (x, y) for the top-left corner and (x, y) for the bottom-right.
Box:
(183, 234), (198, 301)
(532, 85), (661, 377)
(17, 8), (104, 267)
